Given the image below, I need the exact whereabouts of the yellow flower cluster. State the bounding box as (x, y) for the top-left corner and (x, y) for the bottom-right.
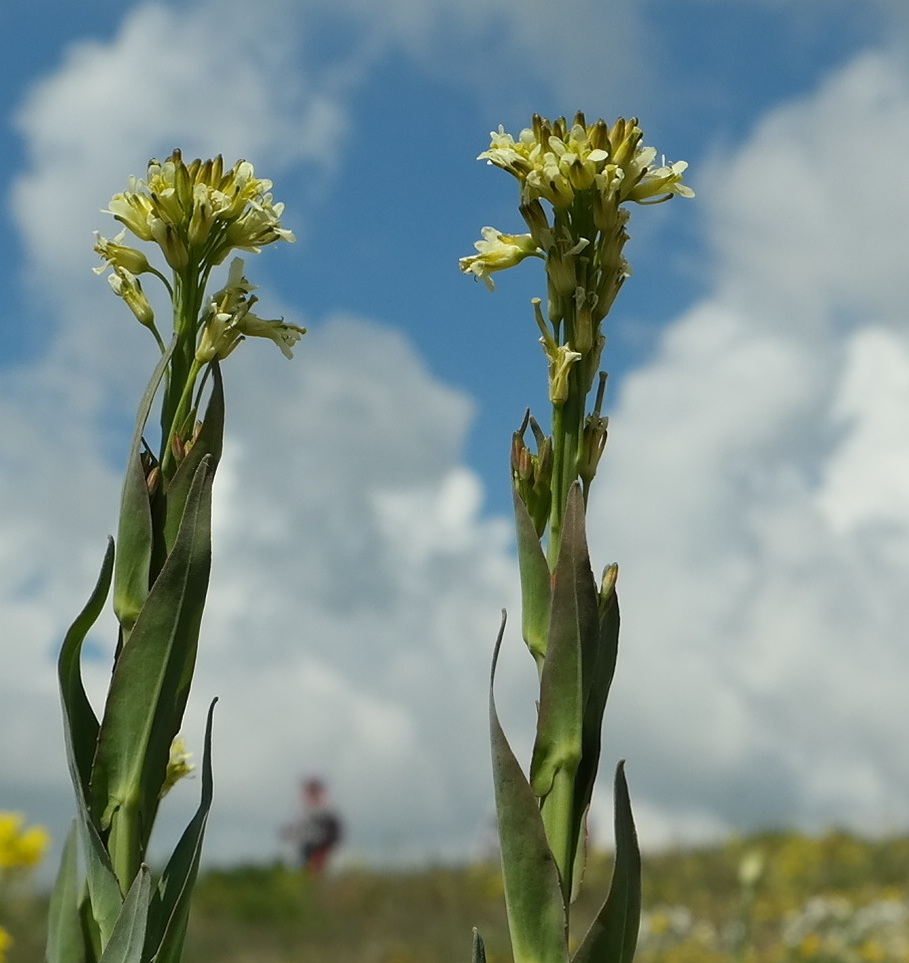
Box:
(103, 149), (295, 272)
(0, 813), (49, 963)
(93, 150), (303, 366)
(479, 112), (693, 210)
(461, 113), (694, 406)
(0, 812), (50, 870)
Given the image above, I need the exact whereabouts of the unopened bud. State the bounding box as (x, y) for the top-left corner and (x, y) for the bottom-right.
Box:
(145, 465), (160, 496)
(578, 413), (608, 490)
(108, 268), (155, 328)
(599, 562), (619, 612)
(511, 411), (552, 538)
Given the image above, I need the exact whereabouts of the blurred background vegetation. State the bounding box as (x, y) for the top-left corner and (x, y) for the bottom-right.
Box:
(3, 828), (909, 963)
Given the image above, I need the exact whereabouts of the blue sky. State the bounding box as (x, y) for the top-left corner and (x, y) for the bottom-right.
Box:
(1, 0), (908, 874)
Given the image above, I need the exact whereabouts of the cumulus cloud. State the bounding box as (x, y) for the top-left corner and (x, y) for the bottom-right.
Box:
(4, 0), (909, 882)
(0, 0), (522, 869)
(586, 50), (909, 846)
(169, 317), (522, 866)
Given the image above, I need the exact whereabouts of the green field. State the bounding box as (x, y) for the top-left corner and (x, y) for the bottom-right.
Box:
(4, 830), (909, 962)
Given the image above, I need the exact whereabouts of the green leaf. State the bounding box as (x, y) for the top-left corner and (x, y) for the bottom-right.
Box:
(571, 762), (641, 963)
(490, 613), (568, 963)
(148, 698), (217, 963)
(45, 822), (88, 963)
(114, 340), (176, 637)
(57, 539), (125, 947)
(59, 540), (111, 802)
(97, 866), (152, 963)
(513, 486), (551, 669)
(471, 928), (487, 963)
(159, 361), (224, 566)
(92, 455), (215, 882)
(570, 587), (620, 900)
(529, 484), (598, 799)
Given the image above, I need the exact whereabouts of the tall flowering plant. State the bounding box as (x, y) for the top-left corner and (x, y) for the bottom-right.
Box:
(46, 151), (302, 963)
(460, 113), (692, 963)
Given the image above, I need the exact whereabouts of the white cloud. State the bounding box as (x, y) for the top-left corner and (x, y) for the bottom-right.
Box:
(4, 0), (909, 886)
(0, 309), (523, 869)
(182, 317), (521, 865)
(586, 49), (909, 844)
(1, 0), (521, 870)
(11, 0), (351, 290)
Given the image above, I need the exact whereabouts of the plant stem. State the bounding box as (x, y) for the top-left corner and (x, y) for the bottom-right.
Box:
(547, 366), (584, 570)
(107, 798), (141, 892)
(540, 766), (577, 906)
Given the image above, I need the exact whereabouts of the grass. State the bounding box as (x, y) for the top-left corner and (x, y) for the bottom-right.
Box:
(4, 830), (909, 962)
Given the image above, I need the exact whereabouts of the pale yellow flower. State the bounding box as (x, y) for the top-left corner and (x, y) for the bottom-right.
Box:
(93, 230), (153, 276)
(478, 113), (693, 210)
(196, 258), (306, 361)
(160, 736), (195, 798)
(626, 157), (695, 204)
(459, 227), (541, 290)
(543, 341), (583, 405)
(105, 150), (295, 272)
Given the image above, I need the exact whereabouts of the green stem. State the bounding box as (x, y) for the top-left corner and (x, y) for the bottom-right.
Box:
(159, 264), (207, 480)
(160, 356), (204, 481)
(547, 367), (585, 570)
(539, 766), (577, 907)
(107, 798), (141, 893)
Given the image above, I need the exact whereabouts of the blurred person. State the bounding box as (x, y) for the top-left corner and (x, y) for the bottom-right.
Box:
(282, 776), (343, 874)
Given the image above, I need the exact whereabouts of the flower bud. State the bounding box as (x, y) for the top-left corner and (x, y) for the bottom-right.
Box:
(108, 268), (155, 328)
(578, 412), (608, 490)
(598, 562), (619, 613)
(511, 414), (553, 538)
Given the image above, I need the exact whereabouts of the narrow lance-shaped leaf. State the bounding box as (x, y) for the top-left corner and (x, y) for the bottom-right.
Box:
(490, 613), (569, 963)
(97, 866), (152, 963)
(471, 928), (487, 963)
(45, 822), (88, 963)
(114, 339), (176, 637)
(58, 540), (111, 802)
(57, 538), (126, 947)
(91, 455), (214, 883)
(148, 698), (218, 963)
(530, 484), (598, 799)
(570, 575), (620, 901)
(571, 762), (641, 963)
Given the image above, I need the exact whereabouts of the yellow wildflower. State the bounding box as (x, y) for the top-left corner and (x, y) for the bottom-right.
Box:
(0, 812), (50, 869)
(93, 229), (153, 276)
(196, 258), (306, 361)
(106, 150), (295, 271)
(459, 227), (541, 290)
(478, 112), (693, 210)
(160, 736), (195, 798)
